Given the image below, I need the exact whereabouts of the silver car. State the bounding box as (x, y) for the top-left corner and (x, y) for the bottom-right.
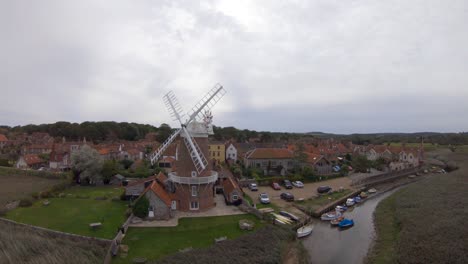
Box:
(259, 193), (270, 204)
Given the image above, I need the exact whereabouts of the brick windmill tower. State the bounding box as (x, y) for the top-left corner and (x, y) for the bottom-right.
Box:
(149, 84), (226, 212)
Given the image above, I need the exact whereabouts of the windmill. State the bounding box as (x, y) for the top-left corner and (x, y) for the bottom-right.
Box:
(149, 84), (226, 211)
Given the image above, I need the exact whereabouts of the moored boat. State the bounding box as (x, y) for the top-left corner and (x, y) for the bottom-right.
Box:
(321, 211), (342, 221)
(346, 198), (355, 206)
(354, 196), (362, 203)
(297, 224), (314, 238)
(335, 205), (348, 212)
(330, 216), (345, 226)
(367, 188), (377, 194)
(359, 192), (368, 198)
(338, 219), (354, 228)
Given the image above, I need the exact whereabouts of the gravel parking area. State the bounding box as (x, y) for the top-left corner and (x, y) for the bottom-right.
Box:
(243, 177), (354, 211)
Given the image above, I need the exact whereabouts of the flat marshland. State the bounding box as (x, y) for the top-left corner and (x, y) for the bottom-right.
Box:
(367, 149), (468, 264)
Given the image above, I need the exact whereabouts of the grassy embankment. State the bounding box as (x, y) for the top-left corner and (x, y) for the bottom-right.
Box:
(367, 150), (468, 264)
(294, 189), (353, 212)
(115, 214), (265, 263)
(6, 186), (127, 239)
(243, 193), (281, 211)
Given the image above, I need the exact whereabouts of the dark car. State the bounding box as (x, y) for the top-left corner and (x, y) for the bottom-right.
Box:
(271, 182), (281, 190)
(317, 186), (332, 194)
(280, 192), (295, 201)
(283, 179), (293, 189)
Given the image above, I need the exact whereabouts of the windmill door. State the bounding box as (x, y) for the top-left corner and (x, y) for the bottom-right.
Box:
(171, 200), (177, 210)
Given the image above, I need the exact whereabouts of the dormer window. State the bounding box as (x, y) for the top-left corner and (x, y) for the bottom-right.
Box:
(191, 171), (197, 177)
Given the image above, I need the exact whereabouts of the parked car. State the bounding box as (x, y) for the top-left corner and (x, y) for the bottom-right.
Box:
(280, 192), (294, 201)
(283, 179), (293, 189)
(249, 183), (258, 191)
(292, 181), (304, 188)
(317, 186), (332, 194)
(259, 193), (270, 204)
(271, 182), (281, 190)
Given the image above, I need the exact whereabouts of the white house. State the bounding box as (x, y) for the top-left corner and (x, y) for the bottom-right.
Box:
(225, 143), (237, 161)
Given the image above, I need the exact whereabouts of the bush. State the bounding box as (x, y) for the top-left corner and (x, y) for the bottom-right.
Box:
(39, 191), (51, 199)
(120, 190), (127, 201)
(133, 196), (149, 218)
(31, 192), (39, 200)
(0, 208), (7, 216)
(19, 198), (33, 207)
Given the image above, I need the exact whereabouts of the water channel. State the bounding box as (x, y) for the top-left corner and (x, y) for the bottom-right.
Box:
(302, 187), (403, 264)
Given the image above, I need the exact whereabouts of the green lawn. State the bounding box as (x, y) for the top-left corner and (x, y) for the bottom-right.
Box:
(243, 193), (280, 211)
(6, 186), (128, 239)
(114, 214), (265, 263)
(295, 189), (353, 211)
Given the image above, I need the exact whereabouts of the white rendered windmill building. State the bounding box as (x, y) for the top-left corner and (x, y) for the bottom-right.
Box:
(149, 84), (226, 211)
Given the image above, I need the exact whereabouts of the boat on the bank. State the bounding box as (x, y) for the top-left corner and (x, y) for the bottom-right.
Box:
(271, 213), (294, 225)
(336, 205), (348, 212)
(338, 219), (354, 228)
(346, 198), (355, 206)
(297, 224), (314, 238)
(354, 196), (362, 203)
(330, 216), (345, 226)
(359, 192), (368, 198)
(367, 188), (377, 194)
(321, 211), (342, 221)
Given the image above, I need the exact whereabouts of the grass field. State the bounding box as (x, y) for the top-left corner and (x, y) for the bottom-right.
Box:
(114, 214), (266, 263)
(6, 186), (128, 239)
(0, 219), (109, 264)
(0, 170), (66, 207)
(295, 189), (353, 211)
(367, 151), (468, 264)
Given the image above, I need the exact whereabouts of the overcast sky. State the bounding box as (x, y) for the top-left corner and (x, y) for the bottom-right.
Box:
(1, 0), (468, 133)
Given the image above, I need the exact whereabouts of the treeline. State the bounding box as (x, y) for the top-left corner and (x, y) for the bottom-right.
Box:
(336, 132), (468, 146)
(1, 122), (467, 145)
(3, 122), (162, 142)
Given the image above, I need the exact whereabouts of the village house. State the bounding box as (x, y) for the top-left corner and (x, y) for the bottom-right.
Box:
(22, 144), (53, 155)
(222, 176), (242, 205)
(16, 154), (46, 169)
(225, 142), (238, 162)
(141, 180), (173, 220)
(124, 175), (158, 199)
(244, 148), (294, 176)
(208, 141), (225, 164)
(0, 134), (8, 149)
(304, 152), (333, 175)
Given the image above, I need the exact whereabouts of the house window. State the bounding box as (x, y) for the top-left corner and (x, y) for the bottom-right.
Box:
(217, 152), (220, 157)
(218, 146), (220, 150)
(256, 163), (260, 168)
(191, 171), (197, 177)
(191, 186), (197, 197)
(190, 201), (199, 210)
(232, 194), (238, 201)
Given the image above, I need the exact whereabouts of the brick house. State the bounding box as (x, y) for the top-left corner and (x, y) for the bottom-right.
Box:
(0, 134), (8, 149)
(244, 148), (294, 176)
(222, 176), (242, 205)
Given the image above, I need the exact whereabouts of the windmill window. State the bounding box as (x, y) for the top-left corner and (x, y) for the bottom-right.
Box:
(190, 201), (199, 210)
(191, 171), (197, 177)
(191, 186), (197, 196)
(232, 194), (238, 201)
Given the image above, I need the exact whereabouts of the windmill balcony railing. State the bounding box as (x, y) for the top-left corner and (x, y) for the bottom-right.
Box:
(168, 171), (218, 185)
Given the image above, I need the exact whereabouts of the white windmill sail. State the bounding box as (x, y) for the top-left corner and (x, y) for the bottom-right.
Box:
(148, 84), (226, 174)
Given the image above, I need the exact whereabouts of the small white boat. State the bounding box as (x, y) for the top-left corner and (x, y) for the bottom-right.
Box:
(346, 198), (355, 206)
(321, 211), (342, 221)
(367, 188), (377, 194)
(297, 224), (314, 238)
(271, 213), (293, 225)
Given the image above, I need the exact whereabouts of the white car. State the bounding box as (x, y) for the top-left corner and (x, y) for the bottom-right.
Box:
(259, 193), (270, 204)
(248, 183), (258, 191)
(292, 181), (304, 188)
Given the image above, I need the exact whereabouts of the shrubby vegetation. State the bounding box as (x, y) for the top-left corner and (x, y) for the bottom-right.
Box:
(0, 220), (108, 264)
(133, 195), (149, 218)
(153, 226), (295, 264)
(367, 151), (468, 264)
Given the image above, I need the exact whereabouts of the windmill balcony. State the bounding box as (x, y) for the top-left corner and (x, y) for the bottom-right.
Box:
(168, 171), (218, 185)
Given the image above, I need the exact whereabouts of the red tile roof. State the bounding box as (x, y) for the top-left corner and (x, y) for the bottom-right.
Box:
(246, 148), (293, 159)
(23, 154), (45, 166)
(155, 172), (168, 182)
(305, 152), (328, 165)
(0, 134), (8, 142)
(222, 176), (240, 195)
(145, 181), (172, 207)
(126, 175), (157, 187)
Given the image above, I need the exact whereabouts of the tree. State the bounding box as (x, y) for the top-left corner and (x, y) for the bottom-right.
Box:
(156, 123), (173, 143)
(71, 145), (103, 185)
(352, 155), (371, 173)
(101, 160), (118, 184)
(133, 195), (149, 218)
